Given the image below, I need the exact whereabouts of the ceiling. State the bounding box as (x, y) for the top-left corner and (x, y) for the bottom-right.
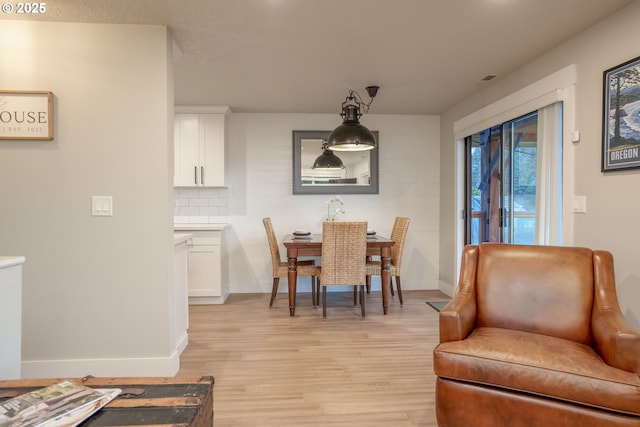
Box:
(2, 0), (633, 114)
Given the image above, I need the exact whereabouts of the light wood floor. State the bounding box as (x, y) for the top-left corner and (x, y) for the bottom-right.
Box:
(178, 290), (450, 427)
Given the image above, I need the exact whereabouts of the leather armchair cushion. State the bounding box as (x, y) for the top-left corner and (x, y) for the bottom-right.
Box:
(475, 245), (594, 345)
(434, 327), (640, 417)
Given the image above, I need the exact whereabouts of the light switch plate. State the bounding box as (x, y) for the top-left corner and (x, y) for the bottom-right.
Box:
(572, 195), (586, 213)
(92, 196), (113, 216)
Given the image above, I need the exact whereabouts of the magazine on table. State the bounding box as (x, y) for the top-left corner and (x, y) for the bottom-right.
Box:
(0, 380), (121, 427)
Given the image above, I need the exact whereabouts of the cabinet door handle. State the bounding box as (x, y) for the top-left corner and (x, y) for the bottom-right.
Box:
(201, 167), (205, 185)
(194, 166), (198, 185)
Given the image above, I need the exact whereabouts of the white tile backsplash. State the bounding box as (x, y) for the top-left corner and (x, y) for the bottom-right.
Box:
(173, 187), (229, 223)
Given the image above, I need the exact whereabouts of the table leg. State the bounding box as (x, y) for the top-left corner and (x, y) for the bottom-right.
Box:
(287, 250), (298, 316)
(380, 247), (391, 315)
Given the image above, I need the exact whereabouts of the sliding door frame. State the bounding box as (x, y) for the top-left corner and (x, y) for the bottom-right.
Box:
(452, 64), (577, 289)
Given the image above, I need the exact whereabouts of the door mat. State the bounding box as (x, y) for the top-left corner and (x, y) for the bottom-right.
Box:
(426, 301), (450, 312)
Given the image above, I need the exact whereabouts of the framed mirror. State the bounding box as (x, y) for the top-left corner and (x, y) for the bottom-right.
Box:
(292, 130), (379, 195)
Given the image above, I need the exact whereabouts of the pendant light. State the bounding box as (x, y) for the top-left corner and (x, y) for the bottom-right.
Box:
(326, 86), (379, 152)
(312, 142), (345, 169)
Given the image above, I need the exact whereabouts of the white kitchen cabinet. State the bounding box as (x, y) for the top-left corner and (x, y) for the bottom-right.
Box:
(176, 225), (229, 304)
(171, 234), (190, 356)
(0, 256), (25, 380)
(174, 106), (229, 187)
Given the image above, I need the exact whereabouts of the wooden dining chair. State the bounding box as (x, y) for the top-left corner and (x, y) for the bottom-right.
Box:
(316, 220), (368, 319)
(263, 218), (317, 307)
(366, 217), (410, 305)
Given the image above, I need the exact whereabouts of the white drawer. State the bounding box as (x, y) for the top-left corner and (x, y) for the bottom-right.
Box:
(188, 230), (221, 246)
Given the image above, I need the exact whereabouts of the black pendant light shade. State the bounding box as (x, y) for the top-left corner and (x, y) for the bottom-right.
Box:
(326, 86), (379, 152)
(312, 146), (345, 169)
(326, 105), (376, 151)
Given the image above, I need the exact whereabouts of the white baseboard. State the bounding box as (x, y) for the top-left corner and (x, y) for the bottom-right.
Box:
(229, 277), (441, 294)
(438, 280), (455, 297)
(21, 334), (189, 379)
(189, 293), (229, 304)
(173, 332), (189, 365)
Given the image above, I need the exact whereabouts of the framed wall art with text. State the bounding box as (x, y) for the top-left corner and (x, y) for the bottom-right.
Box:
(0, 90), (54, 140)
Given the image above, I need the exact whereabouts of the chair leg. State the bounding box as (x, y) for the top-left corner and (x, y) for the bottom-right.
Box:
(390, 279), (395, 297)
(395, 276), (403, 306)
(315, 278), (320, 309)
(322, 285), (327, 320)
(360, 285), (365, 318)
(365, 256), (372, 293)
(311, 276), (316, 307)
(269, 277), (279, 307)
(353, 286), (358, 305)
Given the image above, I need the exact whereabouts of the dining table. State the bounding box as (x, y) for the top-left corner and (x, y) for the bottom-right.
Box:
(283, 234), (395, 316)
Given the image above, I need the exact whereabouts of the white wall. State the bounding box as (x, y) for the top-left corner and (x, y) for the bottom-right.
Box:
(0, 21), (177, 376)
(224, 113), (440, 296)
(439, 1), (640, 329)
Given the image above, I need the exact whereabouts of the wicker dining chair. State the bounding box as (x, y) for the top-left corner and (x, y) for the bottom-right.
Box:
(316, 220), (368, 319)
(263, 217), (317, 307)
(365, 217), (410, 305)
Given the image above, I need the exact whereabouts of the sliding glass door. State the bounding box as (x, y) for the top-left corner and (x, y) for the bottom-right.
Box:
(465, 112), (539, 245)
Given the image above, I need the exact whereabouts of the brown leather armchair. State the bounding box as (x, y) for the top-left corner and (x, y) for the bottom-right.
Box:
(433, 244), (640, 427)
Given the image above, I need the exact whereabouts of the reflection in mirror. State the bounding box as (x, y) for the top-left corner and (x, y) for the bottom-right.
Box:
(292, 130), (378, 195)
(302, 139), (370, 185)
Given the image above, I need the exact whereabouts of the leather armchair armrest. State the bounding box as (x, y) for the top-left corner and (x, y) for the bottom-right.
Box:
(592, 250), (640, 374)
(593, 309), (640, 374)
(439, 245), (478, 343)
(439, 291), (476, 343)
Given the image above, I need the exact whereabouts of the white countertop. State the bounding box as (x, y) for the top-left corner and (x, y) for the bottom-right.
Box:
(174, 223), (229, 231)
(0, 256), (26, 269)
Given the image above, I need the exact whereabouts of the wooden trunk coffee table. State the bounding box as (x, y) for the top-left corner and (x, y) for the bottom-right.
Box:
(0, 376), (214, 426)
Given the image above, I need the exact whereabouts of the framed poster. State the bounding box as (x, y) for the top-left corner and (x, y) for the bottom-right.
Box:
(0, 90), (54, 140)
(602, 56), (640, 171)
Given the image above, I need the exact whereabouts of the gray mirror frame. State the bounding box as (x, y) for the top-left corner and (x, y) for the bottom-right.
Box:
(292, 130), (379, 195)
